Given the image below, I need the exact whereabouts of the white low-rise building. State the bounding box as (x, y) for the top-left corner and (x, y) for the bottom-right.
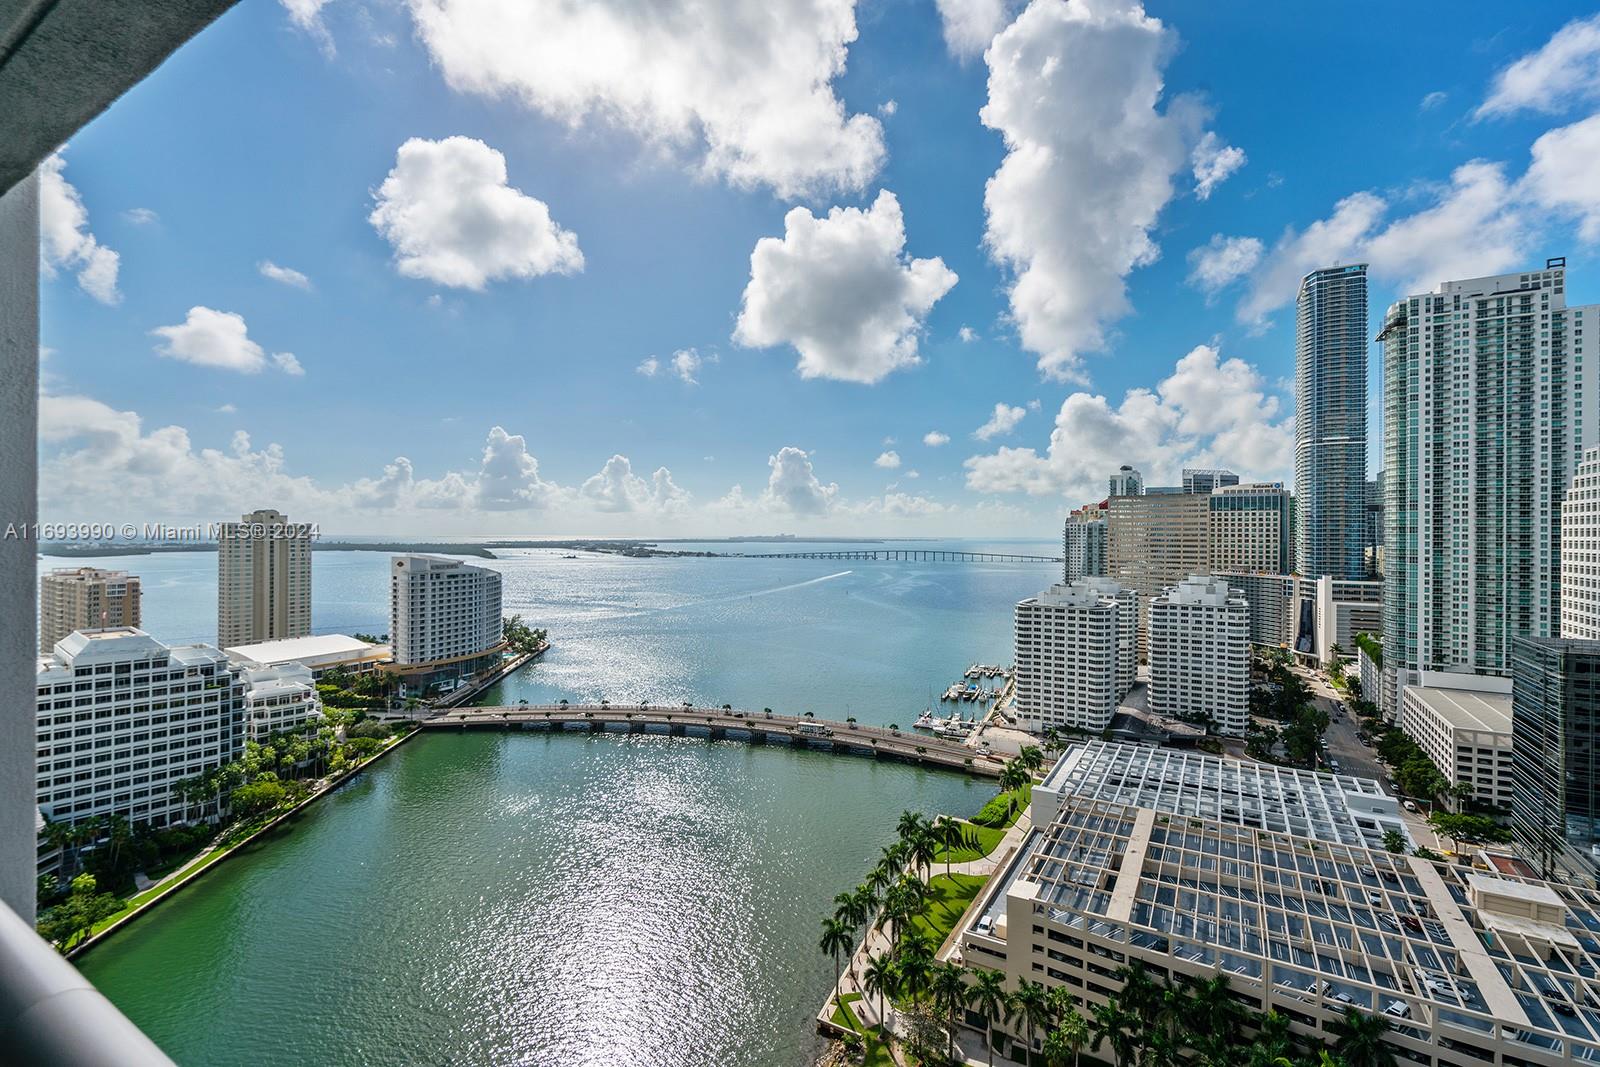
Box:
(1147, 575), (1249, 736)
(225, 632), (392, 678)
(241, 663), (323, 741)
(1014, 580), (1135, 734)
(1400, 684), (1515, 811)
(36, 628), (245, 830)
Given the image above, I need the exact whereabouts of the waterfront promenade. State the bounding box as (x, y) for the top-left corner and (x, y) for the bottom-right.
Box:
(426, 704), (1006, 777)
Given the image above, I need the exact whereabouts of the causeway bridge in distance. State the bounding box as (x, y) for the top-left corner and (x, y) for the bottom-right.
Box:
(423, 704), (1003, 777)
(734, 549), (1061, 564)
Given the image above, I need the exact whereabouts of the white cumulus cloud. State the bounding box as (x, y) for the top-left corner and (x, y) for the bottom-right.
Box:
(1186, 234), (1264, 297)
(39, 152), (121, 305)
(1191, 131), (1246, 200)
(636, 356), (660, 377)
(1478, 14), (1600, 118)
(1523, 113), (1600, 242)
(369, 135), (583, 290)
(924, 431), (950, 447)
(671, 349), (706, 384)
(760, 446), (838, 515)
(875, 450), (902, 469)
(958, 325), (978, 342)
(733, 189), (957, 383)
(580, 454), (690, 513)
(964, 344), (1291, 500)
(150, 307), (299, 375)
(935, 0), (1020, 59)
(979, 0), (1224, 380)
(974, 402), (1027, 441)
(404, 0), (884, 199)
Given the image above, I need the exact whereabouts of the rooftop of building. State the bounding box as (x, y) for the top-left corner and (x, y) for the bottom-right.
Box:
(39, 627), (229, 676)
(967, 792), (1600, 1056)
(1038, 740), (1402, 849)
(225, 633), (387, 665)
(1402, 685), (1513, 735)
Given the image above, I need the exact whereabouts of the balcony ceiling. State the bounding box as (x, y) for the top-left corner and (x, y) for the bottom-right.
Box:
(0, 0), (238, 195)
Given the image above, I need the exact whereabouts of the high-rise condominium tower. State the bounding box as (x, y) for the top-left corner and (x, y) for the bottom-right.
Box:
(1062, 501), (1108, 584)
(1295, 264), (1369, 580)
(217, 509), (313, 648)
(1108, 465), (1144, 498)
(1563, 447), (1600, 640)
(38, 567), (141, 652)
(1381, 260), (1597, 704)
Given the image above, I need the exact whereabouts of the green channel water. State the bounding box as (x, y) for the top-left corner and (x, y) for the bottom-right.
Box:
(78, 730), (991, 1066)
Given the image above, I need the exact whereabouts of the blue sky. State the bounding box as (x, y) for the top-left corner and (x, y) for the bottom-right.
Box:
(36, 0), (1600, 536)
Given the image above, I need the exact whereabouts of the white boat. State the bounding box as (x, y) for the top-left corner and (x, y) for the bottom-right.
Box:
(913, 708), (937, 729)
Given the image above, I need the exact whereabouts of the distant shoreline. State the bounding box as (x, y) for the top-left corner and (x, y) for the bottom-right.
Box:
(34, 535), (950, 560)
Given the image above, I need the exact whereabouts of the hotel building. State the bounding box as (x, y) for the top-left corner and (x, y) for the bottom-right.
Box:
(387, 555), (505, 696)
(217, 508), (313, 648)
(1107, 493), (1210, 655)
(39, 567), (141, 653)
(1208, 482), (1293, 574)
(36, 628), (245, 829)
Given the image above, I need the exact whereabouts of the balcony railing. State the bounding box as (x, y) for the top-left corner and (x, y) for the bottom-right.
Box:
(0, 898), (174, 1065)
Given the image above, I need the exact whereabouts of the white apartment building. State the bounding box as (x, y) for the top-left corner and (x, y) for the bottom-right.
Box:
(1013, 580), (1135, 733)
(1561, 447), (1600, 639)
(388, 555), (505, 695)
(217, 508), (313, 648)
(240, 663), (323, 741)
(1399, 685), (1515, 811)
(1147, 575), (1249, 736)
(36, 628), (245, 829)
(1108, 464), (1144, 497)
(39, 567), (142, 653)
(1381, 261), (1598, 710)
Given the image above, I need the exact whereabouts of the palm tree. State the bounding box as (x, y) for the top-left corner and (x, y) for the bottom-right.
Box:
(862, 952), (898, 1030)
(1329, 1006), (1396, 1067)
(819, 917), (854, 993)
(1007, 979), (1051, 1058)
(894, 932), (934, 1003)
(966, 968), (1008, 1065)
(1089, 1000), (1139, 1067)
(867, 861), (895, 898)
(1053, 1002), (1089, 1067)
(1114, 961), (1163, 1032)
(1187, 973), (1247, 1053)
(1017, 744), (1045, 773)
(907, 828), (939, 881)
(933, 815), (971, 877)
(929, 962), (969, 1063)
(897, 809), (927, 842)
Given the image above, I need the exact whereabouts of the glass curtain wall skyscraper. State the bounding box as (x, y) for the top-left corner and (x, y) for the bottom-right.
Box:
(1381, 261), (1598, 705)
(1295, 265), (1369, 580)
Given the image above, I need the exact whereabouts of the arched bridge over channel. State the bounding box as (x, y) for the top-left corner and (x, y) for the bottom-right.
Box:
(424, 704), (1003, 777)
(735, 549), (1061, 563)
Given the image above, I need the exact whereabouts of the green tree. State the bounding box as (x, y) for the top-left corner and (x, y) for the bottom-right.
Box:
(894, 930), (935, 1003)
(1007, 979), (1051, 1060)
(1382, 829), (1407, 854)
(36, 873), (125, 951)
(906, 828), (939, 881)
(933, 815), (972, 877)
(819, 917), (855, 994)
(1089, 1000), (1140, 1066)
(1046, 1002), (1089, 1067)
(1329, 1006), (1396, 1067)
(1017, 745), (1045, 774)
(966, 967), (1008, 1066)
(929, 962), (969, 1063)
(231, 779), (287, 817)
(862, 952), (898, 1031)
